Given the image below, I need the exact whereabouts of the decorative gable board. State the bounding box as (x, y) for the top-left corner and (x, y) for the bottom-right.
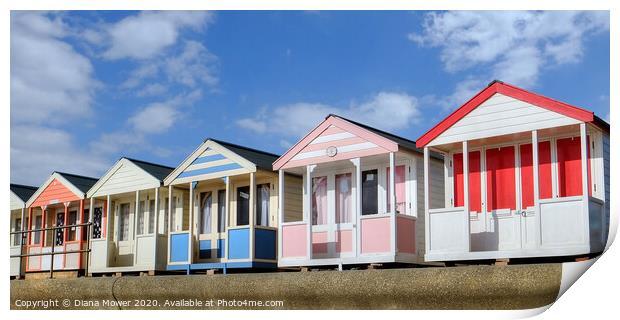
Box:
(428, 93), (582, 147)
(166, 142), (255, 186)
(29, 178), (81, 208)
(88, 159), (161, 197)
(10, 192), (25, 210)
(274, 116), (398, 170)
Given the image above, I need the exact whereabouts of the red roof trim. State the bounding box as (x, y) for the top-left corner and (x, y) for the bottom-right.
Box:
(415, 81), (596, 148)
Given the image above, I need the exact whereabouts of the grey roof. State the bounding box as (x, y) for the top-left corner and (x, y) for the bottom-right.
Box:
(55, 172), (98, 194)
(210, 138), (280, 171)
(10, 184), (37, 202)
(124, 157), (174, 181)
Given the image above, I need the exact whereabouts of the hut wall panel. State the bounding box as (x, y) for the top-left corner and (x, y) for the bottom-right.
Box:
(31, 179), (79, 207)
(430, 93), (581, 146)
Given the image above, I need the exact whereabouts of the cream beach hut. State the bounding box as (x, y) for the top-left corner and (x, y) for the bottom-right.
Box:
(86, 157), (174, 275)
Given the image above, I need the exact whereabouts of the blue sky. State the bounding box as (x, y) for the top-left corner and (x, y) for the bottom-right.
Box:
(10, 11), (610, 185)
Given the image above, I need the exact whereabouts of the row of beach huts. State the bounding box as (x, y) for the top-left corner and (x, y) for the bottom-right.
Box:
(9, 81), (610, 279)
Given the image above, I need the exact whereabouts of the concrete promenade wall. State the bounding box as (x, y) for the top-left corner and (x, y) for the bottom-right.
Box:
(11, 264), (561, 310)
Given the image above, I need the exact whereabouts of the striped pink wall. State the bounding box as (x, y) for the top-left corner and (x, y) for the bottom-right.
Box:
(274, 116), (399, 170)
(284, 125), (390, 169)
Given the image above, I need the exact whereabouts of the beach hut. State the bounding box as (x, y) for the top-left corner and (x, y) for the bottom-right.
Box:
(416, 80), (610, 262)
(164, 139), (288, 273)
(273, 114), (444, 268)
(86, 158), (174, 275)
(24, 172), (98, 277)
(10, 184), (38, 278)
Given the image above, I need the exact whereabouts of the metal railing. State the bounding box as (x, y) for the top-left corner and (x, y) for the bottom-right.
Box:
(10, 222), (92, 279)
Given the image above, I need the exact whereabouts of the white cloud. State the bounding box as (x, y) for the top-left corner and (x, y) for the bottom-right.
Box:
(410, 11), (609, 87)
(90, 90), (202, 156)
(129, 103), (180, 134)
(10, 12), (109, 185)
(112, 26), (218, 96)
(137, 83), (168, 97)
(11, 11), (98, 125)
(11, 125), (108, 185)
(121, 63), (159, 89)
(164, 40), (219, 88)
(102, 11), (214, 60)
(236, 118), (267, 134)
(236, 92), (420, 139)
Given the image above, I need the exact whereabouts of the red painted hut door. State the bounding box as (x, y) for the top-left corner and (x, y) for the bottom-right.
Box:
(453, 151), (481, 213)
(485, 146), (516, 212)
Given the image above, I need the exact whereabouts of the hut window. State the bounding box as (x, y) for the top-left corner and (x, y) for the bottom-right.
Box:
(556, 136), (592, 197)
(217, 190), (226, 232)
(256, 184), (270, 226)
(520, 141), (553, 208)
(237, 187), (250, 226)
(32, 215), (42, 245)
(163, 198), (169, 234)
(361, 170), (378, 215)
(67, 210), (78, 241)
(13, 218), (22, 246)
(386, 166), (406, 214)
(92, 207), (102, 239)
(312, 177), (328, 225)
(119, 203), (130, 241)
(82, 208), (89, 240)
(148, 199), (155, 234)
(200, 192), (213, 234)
(55, 209), (65, 245)
(335, 173), (352, 223)
(137, 201), (145, 235)
(485, 146), (516, 211)
(453, 151), (482, 213)
(171, 196), (179, 232)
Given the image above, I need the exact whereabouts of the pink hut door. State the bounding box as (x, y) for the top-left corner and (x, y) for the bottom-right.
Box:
(386, 165), (406, 214)
(485, 146), (516, 211)
(312, 176), (328, 225)
(453, 151), (482, 213)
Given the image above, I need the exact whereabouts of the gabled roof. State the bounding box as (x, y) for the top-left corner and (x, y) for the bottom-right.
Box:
(26, 172), (98, 207)
(210, 139), (279, 171)
(87, 157), (174, 197)
(10, 184), (37, 203)
(164, 138), (279, 186)
(330, 114), (421, 152)
(124, 157), (174, 181)
(273, 114), (424, 170)
(416, 80), (609, 148)
(55, 172), (98, 193)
